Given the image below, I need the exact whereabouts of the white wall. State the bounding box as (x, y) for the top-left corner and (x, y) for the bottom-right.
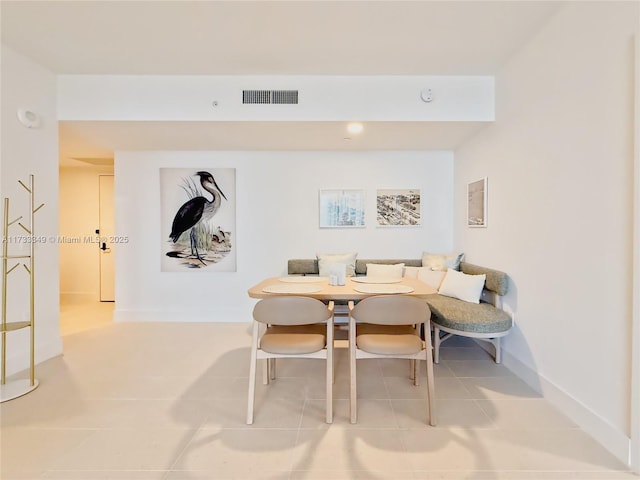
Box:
(114, 150), (453, 322)
(59, 165), (114, 301)
(1, 45), (61, 374)
(58, 75), (494, 122)
(454, 2), (638, 463)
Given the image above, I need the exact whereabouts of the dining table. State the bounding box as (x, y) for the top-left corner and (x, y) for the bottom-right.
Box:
(247, 275), (438, 301)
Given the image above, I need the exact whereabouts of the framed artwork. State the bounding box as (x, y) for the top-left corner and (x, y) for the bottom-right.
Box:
(160, 168), (236, 271)
(376, 189), (421, 227)
(467, 177), (488, 228)
(319, 189), (366, 228)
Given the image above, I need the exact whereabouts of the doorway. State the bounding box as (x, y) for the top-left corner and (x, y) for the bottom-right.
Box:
(98, 175), (114, 302)
(58, 163), (115, 334)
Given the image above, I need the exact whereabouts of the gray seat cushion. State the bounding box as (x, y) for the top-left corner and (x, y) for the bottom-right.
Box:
(425, 294), (512, 334)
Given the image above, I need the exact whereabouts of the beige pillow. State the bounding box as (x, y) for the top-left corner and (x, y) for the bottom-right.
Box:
(403, 266), (421, 278)
(366, 263), (405, 278)
(417, 268), (447, 290)
(317, 252), (357, 277)
(422, 252), (464, 271)
(438, 268), (486, 304)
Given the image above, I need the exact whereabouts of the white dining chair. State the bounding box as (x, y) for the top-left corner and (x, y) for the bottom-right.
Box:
(348, 295), (436, 425)
(247, 296), (334, 424)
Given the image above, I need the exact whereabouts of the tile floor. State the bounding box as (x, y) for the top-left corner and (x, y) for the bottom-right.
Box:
(0, 300), (636, 480)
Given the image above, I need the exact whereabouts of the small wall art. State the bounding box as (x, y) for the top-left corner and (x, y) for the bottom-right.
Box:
(467, 177), (488, 228)
(160, 168), (236, 271)
(319, 189), (366, 228)
(376, 189), (421, 227)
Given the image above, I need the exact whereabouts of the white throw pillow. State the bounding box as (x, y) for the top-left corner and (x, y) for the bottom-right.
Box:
(317, 252), (357, 277)
(438, 268), (486, 304)
(417, 268), (447, 290)
(403, 266), (421, 278)
(422, 252), (464, 271)
(366, 263), (405, 278)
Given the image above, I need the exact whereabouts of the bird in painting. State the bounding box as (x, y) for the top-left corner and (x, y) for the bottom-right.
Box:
(169, 171), (227, 265)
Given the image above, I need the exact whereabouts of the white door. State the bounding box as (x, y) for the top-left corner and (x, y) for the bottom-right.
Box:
(98, 175), (115, 302)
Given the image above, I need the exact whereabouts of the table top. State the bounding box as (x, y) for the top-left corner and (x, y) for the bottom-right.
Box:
(248, 276), (437, 300)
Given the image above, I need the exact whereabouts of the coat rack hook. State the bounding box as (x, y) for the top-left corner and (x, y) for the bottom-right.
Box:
(18, 180), (31, 194)
(8, 216), (23, 226)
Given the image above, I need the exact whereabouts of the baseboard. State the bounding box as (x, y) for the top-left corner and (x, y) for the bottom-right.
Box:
(60, 292), (97, 303)
(113, 308), (247, 323)
(1, 336), (63, 377)
(499, 346), (631, 466)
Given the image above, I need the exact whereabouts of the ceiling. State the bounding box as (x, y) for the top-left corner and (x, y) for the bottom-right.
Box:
(1, 1), (563, 163)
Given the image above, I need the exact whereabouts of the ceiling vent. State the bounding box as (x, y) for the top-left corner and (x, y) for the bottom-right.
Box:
(242, 90), (298, 105)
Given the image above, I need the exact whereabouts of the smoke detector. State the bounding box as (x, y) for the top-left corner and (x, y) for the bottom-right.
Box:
(17, 109), (41, 128)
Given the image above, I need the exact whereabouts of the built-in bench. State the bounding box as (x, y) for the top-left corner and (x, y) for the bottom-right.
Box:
(287, 258), (512, 363)
(428, 262), (511, 364)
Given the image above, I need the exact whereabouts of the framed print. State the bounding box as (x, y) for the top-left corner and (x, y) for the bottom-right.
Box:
(376, 189), (421, 227)
(160, 168), (236, 271)
(319, 189), (365, 228)
(467, 177), (488, 228)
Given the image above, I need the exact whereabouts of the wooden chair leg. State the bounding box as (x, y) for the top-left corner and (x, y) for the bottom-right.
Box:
(247, 322), (259, 425)
(331, 331), (336, 385)
(262, 359), (269, 385)
(413, 358), (420, 386)
(326, 319), (334, 424)
(247, 358), (257, 424)
(349, 355), (357, 424)
(270, 358), (276, 380)
(425, 351), (436, 426)
(332, 354), (336, 385)
(349, 315), (357, 424)
(326, 350), (333, 424)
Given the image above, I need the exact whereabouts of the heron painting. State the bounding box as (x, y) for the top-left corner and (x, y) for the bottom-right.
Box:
(160, 168), (236, 271)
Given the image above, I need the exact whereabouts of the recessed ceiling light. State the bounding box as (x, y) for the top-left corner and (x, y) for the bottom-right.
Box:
(347, 122), (363, 135)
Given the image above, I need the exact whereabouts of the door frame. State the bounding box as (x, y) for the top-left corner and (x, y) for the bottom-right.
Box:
(98, 174), (115, 302)
(631, 33), (639, 473)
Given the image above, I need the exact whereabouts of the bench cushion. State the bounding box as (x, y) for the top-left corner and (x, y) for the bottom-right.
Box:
(426, 294), (512, 334)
